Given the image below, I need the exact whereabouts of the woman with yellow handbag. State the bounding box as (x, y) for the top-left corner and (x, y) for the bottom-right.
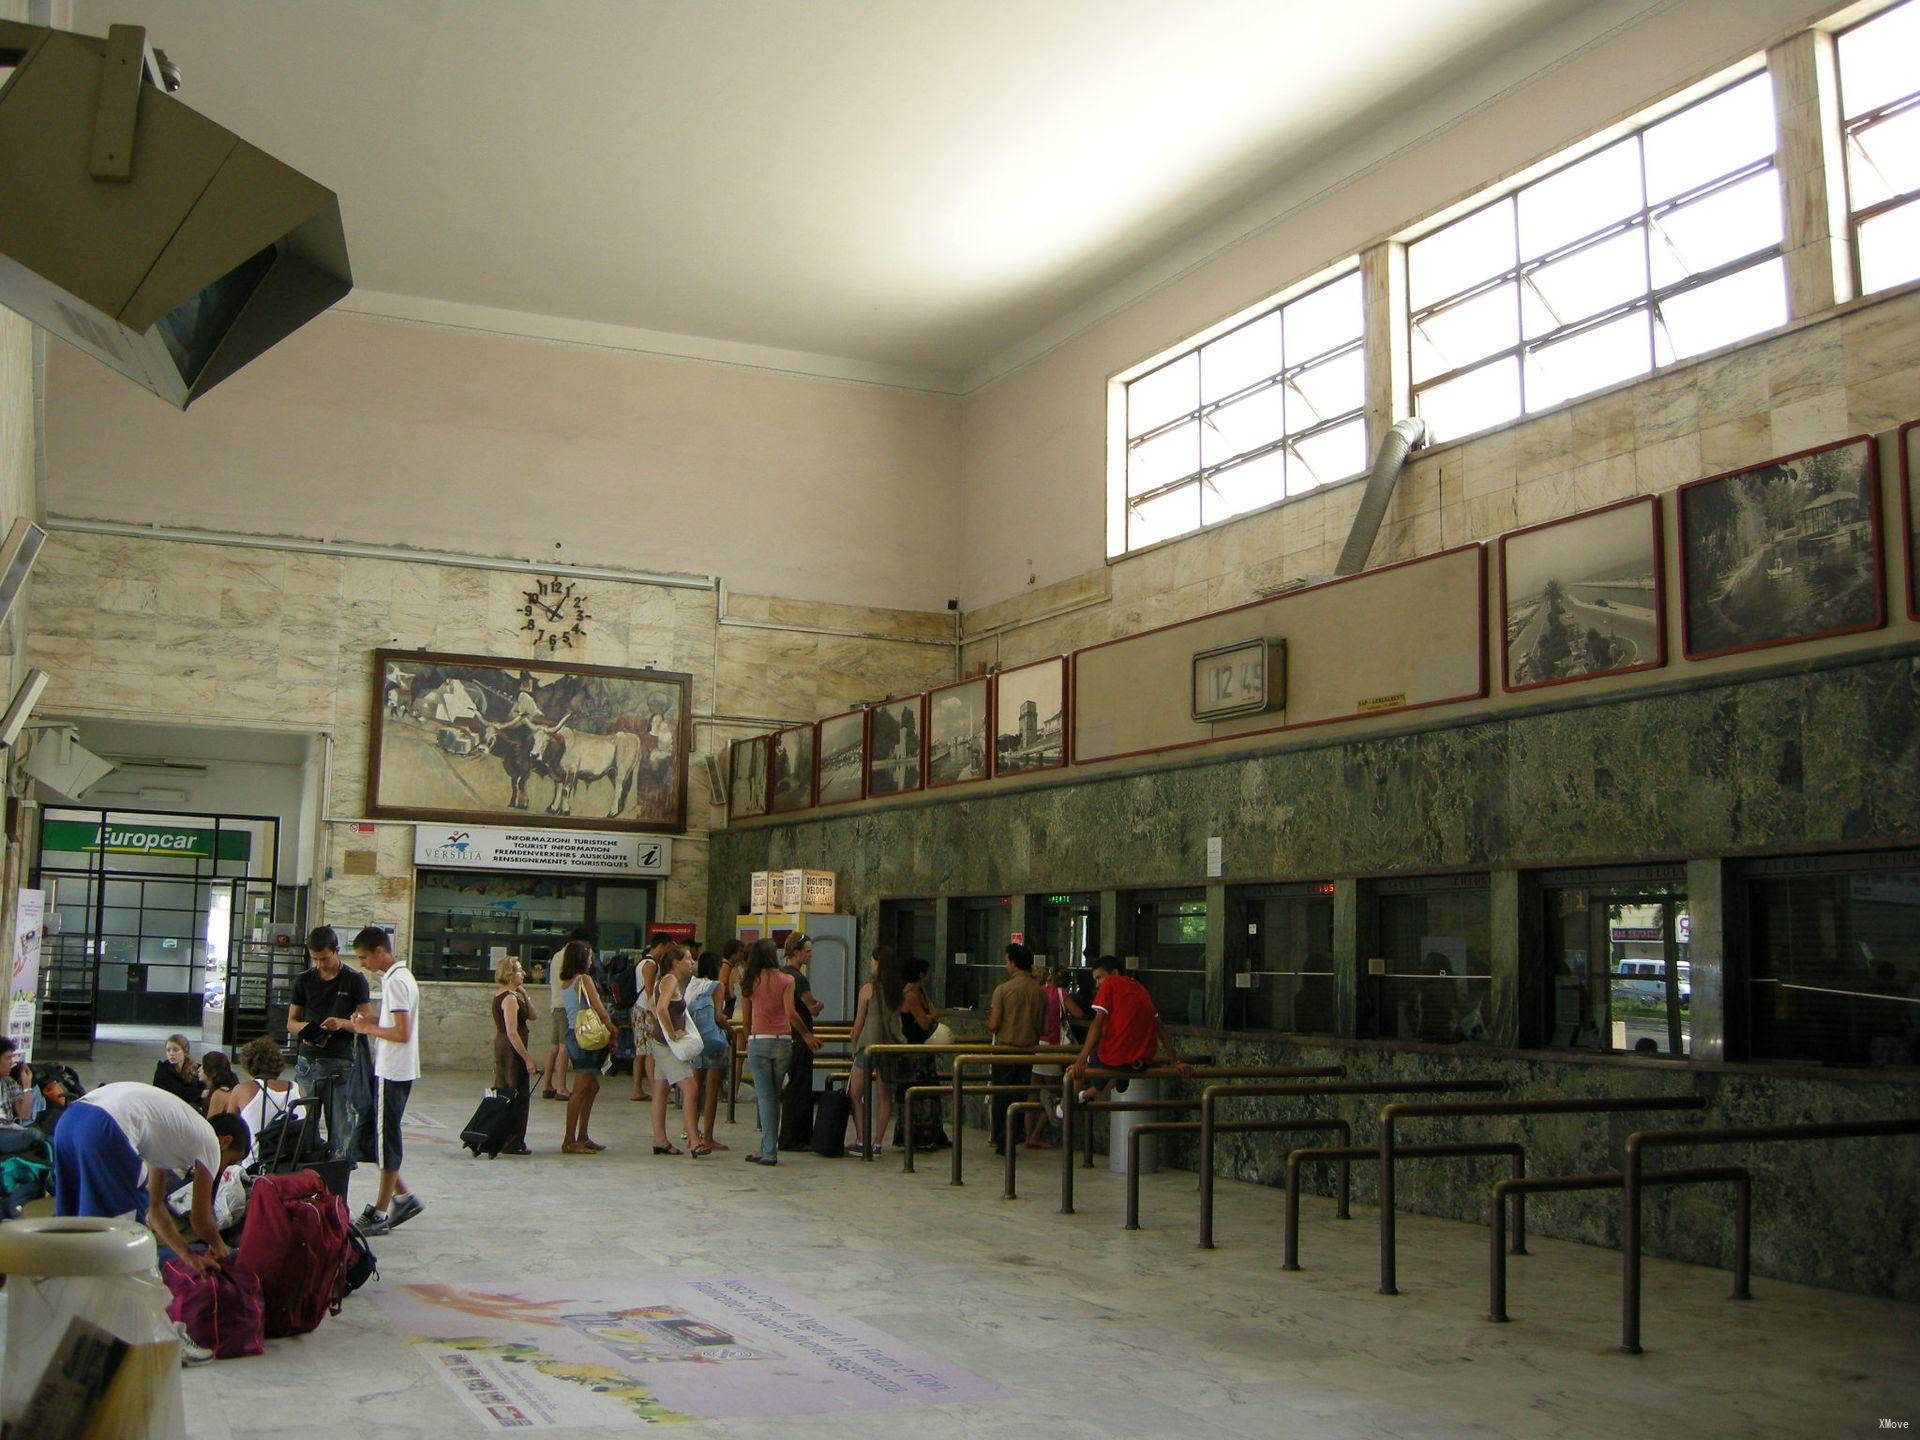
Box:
(559, 940), (615, 1155)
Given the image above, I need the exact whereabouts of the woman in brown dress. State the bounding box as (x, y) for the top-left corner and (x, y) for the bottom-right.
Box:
(491, 955), (537, 1155)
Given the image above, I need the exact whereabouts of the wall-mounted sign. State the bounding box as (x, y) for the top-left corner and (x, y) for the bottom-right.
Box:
(9, 889), (44, 1063)
(647, 922), (697, 943)
(413, 825), (670, 877)
(41, 819), (251, 861)
(1190, 638), (1286, 722)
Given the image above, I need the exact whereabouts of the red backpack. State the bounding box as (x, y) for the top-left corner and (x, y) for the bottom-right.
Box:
(234, 1170), (352, 1336)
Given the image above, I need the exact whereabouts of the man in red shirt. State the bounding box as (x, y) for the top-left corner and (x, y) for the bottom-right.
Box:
(1067, 955), (1192, 1099)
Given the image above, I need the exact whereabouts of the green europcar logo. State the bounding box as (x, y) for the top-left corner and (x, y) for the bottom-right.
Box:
(40, 819), (251, 861)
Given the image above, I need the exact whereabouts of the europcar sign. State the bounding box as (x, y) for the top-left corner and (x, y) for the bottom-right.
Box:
(41, 819), (251, 861)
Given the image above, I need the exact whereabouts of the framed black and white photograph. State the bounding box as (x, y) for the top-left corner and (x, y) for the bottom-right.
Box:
(728, 735), (768, 821)
(815, 709), (867, 806)
(1902, 418), (1918, 622)
(925, 677), (991, 789)
(992, 656), (1068, 775)
(768, 723), (816, 813)
(1500, 497), (1665, 692)
(1679, 435), (1883, 660)
(867, 695), (924, 797)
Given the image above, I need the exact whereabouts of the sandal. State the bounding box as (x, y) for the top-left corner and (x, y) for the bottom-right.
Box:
(562, 1141), (598, 1155)
(652, 1143), (684, 1156)
(549, 1091), (572, 1102)
(701, 1138), (729, 1151)
(690, 1144), (715, 1158)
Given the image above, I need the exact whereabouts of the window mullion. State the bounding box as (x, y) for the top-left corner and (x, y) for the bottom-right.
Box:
(1636, 129), (1657, 374)
(1511, 199), (1527, 416)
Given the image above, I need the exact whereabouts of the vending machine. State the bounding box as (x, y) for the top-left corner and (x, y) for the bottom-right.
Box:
(733, 911), (856, 1024)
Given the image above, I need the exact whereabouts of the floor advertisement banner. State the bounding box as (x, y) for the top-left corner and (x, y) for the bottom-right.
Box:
(372, 1277), (1007, 1429)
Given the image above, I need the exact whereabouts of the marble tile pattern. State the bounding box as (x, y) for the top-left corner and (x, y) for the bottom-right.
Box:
(23, 535), (954, 965)
(36, 1041), (1920, 1440)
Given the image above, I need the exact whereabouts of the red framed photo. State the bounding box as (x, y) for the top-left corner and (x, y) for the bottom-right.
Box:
(726, 734), (769, 821)
(866, 694), (925, 797)
(1499, 496), (1666, 692)
(767, 723), (816, 813)
(1901, 418), (1918, 622)
(992, 656), (1069, 777)
(924, 676), (992, 789)
(815, 709), (868, 807)
(1677, 434), (1883, 660)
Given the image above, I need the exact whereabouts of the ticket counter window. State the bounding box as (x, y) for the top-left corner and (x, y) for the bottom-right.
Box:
(878, 899), (936, 980)
(1748, 852), (1920, 1068)
(1228, 883), (1335, 1033)
(1130, 890), (1207, 1027)
(947, 896), (1012, 1009)
(1029, 892), (1099, 974)
(1537, 868), (1689, 1056)
(1372, 878), (1491, 1043)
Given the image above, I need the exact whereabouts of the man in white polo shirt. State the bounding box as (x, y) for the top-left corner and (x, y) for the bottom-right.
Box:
(53, 1081), (251, 1276)
(327, 925), (421, 1236)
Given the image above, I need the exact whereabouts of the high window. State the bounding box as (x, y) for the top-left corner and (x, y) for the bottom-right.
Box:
(1119, 270), (1365, 555)
(1837, 0), (1920, 295)
(1409, 73), (1785, 442)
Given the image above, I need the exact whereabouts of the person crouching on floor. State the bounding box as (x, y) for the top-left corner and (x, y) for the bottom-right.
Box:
(52, 1081), (250, 1275)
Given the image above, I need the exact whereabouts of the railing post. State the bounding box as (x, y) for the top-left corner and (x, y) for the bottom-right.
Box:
(1060, 1073), (1077, 1214)
(1511, 1151), (1527, 1254)
(1336, 1126), (1352, 1220)
(1489, 1178), (1511, 1322)
(1125, 1125), (1144, 1230)
(1198, 1086), (1218, 1249)
(1733, 1171), (1752, 1301)
(949, 1055), (966, 1186)
(1283, 1151), (1303, 1271)
(1378, 1106), (1399, 1295)
(1621, 1134), (1643, 1354)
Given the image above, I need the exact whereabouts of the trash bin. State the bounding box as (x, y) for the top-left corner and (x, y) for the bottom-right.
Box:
(1107, 1076), (1164, 1175)
(0, 1217), (188, 1440)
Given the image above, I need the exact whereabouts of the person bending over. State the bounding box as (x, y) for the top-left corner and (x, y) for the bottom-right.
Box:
(1065, 955), (1193, 1102)
(53, 1081), (250, 1276)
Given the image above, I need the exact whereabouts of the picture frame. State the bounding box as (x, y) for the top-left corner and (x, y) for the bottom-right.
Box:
(1677, 435), (1883, 660)
(369, 648), (692, 833)
(924, 676), (991, 790)
(815, 709), (868, 806)
(1499, 496), (1666, 692)
(1901, 418), (1918, 622)
(866, 695), (925, 797)
(992, 656), (1069, 776)
(727, 735), (769, 821)
(768, 724), (816, 813)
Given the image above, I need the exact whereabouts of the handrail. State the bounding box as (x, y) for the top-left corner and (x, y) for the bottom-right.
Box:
(1282, 1141), (1522, 1269)
(731, 1037), (1008, 1124)
(1489, 1167), (1749, 1326)
(899, 1078), (1059, 1176)
(1620, 1117), (1920, 1353)
(1197, 1080), (1503, 1247)
(1059, 1068), (1346, 1215)
(1377, 1095), (1708, 1296)
(1122, 1119), (1352, 1231)
(940, 1049), (1126, 1183)
(885, 1050), (1078, 1173)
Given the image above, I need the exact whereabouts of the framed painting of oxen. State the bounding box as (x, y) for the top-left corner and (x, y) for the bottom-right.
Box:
(369, 649), (692, 834)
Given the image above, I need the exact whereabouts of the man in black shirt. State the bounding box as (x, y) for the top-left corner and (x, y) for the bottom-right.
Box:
(285, 926), (374, 1157)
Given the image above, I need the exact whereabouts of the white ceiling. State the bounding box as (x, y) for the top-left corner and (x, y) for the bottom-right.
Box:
(72, 0), (1616, 388)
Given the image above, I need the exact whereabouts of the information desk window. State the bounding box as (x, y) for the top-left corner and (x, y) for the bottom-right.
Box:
(946, 895), (1013, 1009)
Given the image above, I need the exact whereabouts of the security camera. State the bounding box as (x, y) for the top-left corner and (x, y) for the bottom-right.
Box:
(149, 47), (182, 92)
(0, 668), (46, 748)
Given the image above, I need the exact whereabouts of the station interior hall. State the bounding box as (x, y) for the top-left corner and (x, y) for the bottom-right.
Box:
(0, 0), (1916, 1437)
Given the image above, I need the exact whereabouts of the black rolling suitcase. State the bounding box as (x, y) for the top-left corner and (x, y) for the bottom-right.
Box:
(812, 1086), (851, 1158)
(460, 1082), (531, 1158)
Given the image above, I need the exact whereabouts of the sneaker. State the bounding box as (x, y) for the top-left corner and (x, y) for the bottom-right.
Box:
(359, 1210), (394, 1236)
(175, 1321), (214, 1367)
(387, 1193), (424, 1228)
(745, 1153), (777, 1166)
(356, 1203), (381, 1229)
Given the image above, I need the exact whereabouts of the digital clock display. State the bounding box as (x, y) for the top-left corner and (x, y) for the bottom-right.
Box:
(1191, 638), (1286, 722)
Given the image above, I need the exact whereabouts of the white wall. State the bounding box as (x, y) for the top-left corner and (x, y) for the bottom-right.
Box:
(955, 0), (1833, 608)
(43, 310), (964, 612)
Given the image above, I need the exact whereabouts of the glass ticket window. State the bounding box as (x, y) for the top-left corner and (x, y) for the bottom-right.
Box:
(1128, 889), (1208, 1027)
(1227, 882), (1336, 1033)
(1029, 892), (1099, 976)
(878, 898), (937, 981)
(1747, 851), (1920, 1068)
(1537, 866), (1689, 1056)
(946, 895), (1013, 1009)
(1371, 875), (1491, 1043)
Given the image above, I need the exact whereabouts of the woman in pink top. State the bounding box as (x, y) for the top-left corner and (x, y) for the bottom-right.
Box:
(1026, 966), (1068, 1149)
(737, 939), (819, 1165)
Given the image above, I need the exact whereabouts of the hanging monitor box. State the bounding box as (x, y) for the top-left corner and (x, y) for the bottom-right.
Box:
(0, 20), (352, 409)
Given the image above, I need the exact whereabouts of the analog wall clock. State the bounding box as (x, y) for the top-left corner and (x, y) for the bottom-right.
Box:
(521, 577), (592, 651)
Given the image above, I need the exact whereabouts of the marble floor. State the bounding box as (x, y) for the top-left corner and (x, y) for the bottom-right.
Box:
(11, 1046), (1918, 1439)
